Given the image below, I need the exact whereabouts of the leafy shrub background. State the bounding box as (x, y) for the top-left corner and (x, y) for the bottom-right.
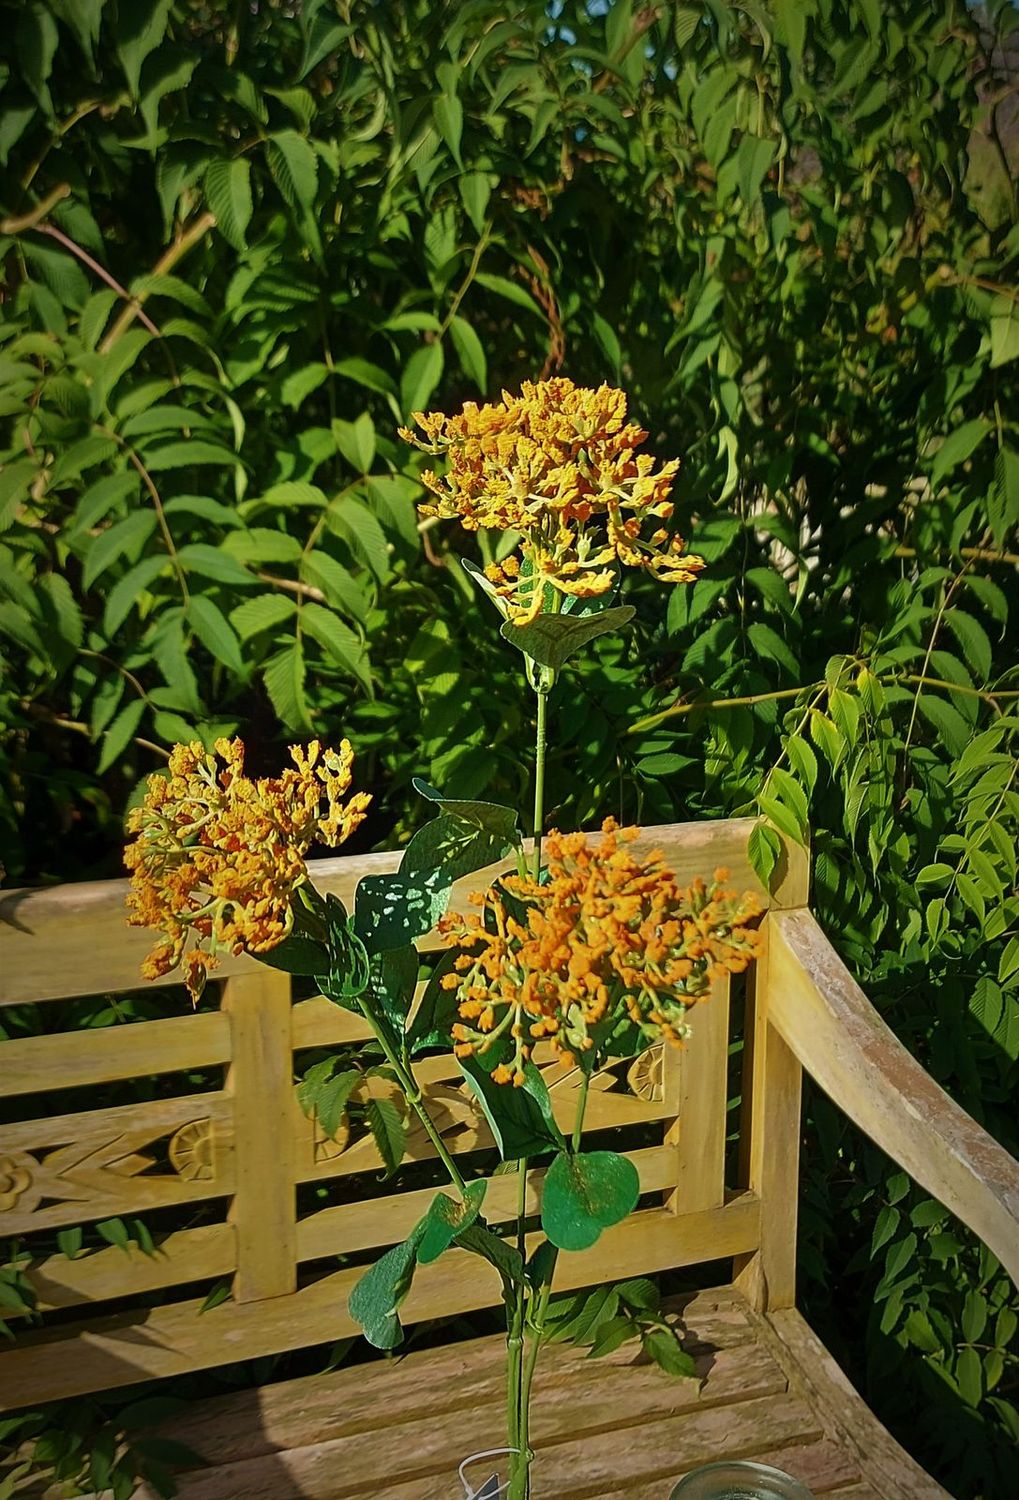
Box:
(1, 0), (1017, 1492)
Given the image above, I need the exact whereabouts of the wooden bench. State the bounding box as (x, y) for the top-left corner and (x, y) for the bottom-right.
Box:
(2, 819), (1017, 1498)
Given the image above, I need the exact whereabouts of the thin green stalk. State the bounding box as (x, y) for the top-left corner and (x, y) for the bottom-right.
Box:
(531, 678), (549, 880)
(357, 992), (469, 1200)
(510, 1073), (591, 1499)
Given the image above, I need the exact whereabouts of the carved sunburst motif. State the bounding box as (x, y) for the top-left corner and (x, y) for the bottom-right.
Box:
(627, 1044), (665, 1102)
(168, 1119), (215, 1181)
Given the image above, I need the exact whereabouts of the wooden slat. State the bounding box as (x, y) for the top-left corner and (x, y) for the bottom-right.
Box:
(0, 1011), (230, 1098)
(666, 975), (729, 1214)
(1, 820), (774, 1005)
(0, 1092), (234, 1234)
(563, 1437), (859, 1500)
(291, 994), (373, 1049)
(761, 1305), (951, 1500)
(734, 920), (802, 1312)
(14, 1148), (678, 1315)
(769, 908), (1019, 1289)
(223, 971), (296, 1302)
(296, 1145), (678, 1262)
(0, 1195), (760, 1408)
(22, 1225), (234, 1312)
(133, 1326), (793, 1499)
(145, 1288), (757, 1468)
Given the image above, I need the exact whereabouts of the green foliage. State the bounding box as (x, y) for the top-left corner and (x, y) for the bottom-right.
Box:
(1, 0), (1018, 1490)
(540, 1150), (641, 1252)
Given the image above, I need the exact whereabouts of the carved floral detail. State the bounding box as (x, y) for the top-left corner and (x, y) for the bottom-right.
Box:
(0, 1151), (41, 1213)
(627, 1044), (665, 1103)
(168, 1119), (215, 1181)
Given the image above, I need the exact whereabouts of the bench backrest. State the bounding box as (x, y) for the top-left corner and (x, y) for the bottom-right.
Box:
(0, 818), (807, 1410)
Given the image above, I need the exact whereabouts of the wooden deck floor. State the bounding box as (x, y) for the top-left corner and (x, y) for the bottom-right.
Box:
(134, 1288), (947, 1499)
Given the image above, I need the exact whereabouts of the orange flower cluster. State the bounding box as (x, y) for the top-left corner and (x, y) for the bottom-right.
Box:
(438, 821), (762, 1085)
(125, 738), (370, 1002)
(400, 379), (704, 623)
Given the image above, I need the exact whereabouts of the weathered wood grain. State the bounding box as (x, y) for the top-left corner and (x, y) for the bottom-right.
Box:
(734, 921), (802, 1312)
(761, 1305), (952, 1500)
(0, 1196), (761, 1408)
(0, 1092), (233, 1234)
(145, 1288), (757, 1468)
(770, 908), (1019, 1289)
(666, 974), (729, 1215)
(223, 971), (296, 1302)
(0, 1011), (230, 1098)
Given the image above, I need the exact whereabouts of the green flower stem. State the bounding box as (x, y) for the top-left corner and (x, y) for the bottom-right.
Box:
(356, 991), (470, 1201)
(509, 1075), (592, 1499)
(531, 674), (549, 881)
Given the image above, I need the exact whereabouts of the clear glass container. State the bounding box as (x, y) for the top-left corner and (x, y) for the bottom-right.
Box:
(669, 1459), (816, 1499)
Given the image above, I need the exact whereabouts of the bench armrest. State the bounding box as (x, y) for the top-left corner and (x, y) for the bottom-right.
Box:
(768, 908), (1019, 1287)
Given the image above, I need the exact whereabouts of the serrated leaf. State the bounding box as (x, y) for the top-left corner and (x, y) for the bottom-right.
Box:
(188, 596), (244, 676)
(400, 342), (445, 418)
(449, 315), (486, 393)
(265, 128), (318, 213)
(230, 593), (297, 640)
(264, 642), (311, 732)
(205, 158), (253, 251)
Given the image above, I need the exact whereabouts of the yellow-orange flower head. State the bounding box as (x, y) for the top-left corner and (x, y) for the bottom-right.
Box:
(125, 738), (371, 1003)
(437, 820), (762, 1084)
(400, 379), (705, 623)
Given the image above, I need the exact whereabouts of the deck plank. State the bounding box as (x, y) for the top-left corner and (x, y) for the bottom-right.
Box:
(125, 1288), (942, 1500)
(150, 1288), (757, 1469)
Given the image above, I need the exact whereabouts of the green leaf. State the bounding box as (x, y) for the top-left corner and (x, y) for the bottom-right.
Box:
(406, 946), (459, 1055)
(433, 93), (463, 164)
(104, 555), (167, 634)
(400, 343), (445, 418)
(188, 596), (244, 676)
(177, 543), (252, 584)
(264, 643), (312, 732)
(348, 1234), (420, 1350)
(366, 1096), (406, 1178)
(302, 550), (369, 622)
(355, 808), (516, 951)
(333, 413), (376, 473)
(449, 315), (487, 393)
(116, 0), (170, 97)
(501, 606), (635, 670)
(144, 440), (239, 471)
(474, 272), (544, 318)
(540, 1150), (640, 1251)
(459, 1054), (564, 1161)
(736, 135), (776, 204)
(929, 420), (989, 491)
(943, 610), (991, 682)
(265, 129), (318, 214)
(332, 358), (397, 399)
(747, 821), (781, 886)
(641, 1326), (697, 1379)
(416, 1180), (487, 1264)
(327, 495), (391, 582)
(96, 1217), (131, 1251)
(916, 694), (970, 757)
(455, 1223), (525, 1299)
(230, 593), (297, 640)
(205, 158), (253, 252)
(459, 172), (492, 234)
(301, 602), (371, 691)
